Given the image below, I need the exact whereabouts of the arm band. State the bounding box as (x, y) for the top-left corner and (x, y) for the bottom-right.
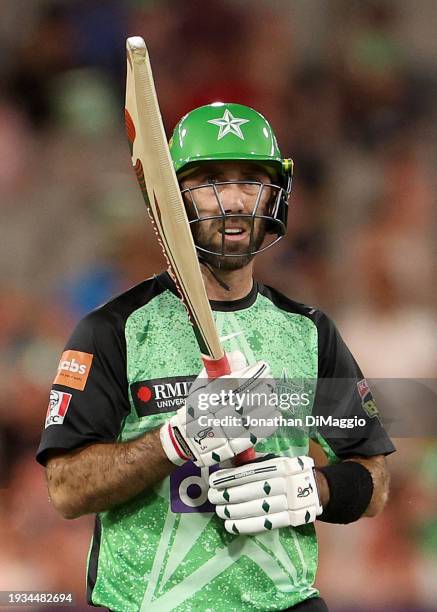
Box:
(317, 461), (374, 524)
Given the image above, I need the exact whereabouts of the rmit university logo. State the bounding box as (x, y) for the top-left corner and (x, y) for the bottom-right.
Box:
(130, 376), (196, 416)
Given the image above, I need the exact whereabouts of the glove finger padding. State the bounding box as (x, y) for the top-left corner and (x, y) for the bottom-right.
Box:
(209, 456), (301, 489)
(185, 361), (277, 465)
(160, 355), (279, 467)
(193, 361), (273, 403)
(215, 493), (288, 519)
(185, 366), (274, 421)
(208, 477), (287, 505)
(209, 456), (323, 533)
(224, 512), (292, 534)
(223, 507), (321, 535)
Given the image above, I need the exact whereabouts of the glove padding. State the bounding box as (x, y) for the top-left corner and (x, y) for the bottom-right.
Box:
(208, 455), (323, 534)
(160, 351), (278, 467)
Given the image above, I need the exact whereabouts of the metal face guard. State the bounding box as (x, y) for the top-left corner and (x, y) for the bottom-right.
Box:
(181, 181), (287, 257)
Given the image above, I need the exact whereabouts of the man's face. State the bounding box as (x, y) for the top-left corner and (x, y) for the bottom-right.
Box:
(180, 161), (276, 270)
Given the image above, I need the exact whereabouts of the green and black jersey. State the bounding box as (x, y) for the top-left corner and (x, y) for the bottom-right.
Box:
(37, 272), (394, 612)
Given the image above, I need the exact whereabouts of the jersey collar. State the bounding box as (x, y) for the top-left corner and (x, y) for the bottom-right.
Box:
(156, 271), (258, 312)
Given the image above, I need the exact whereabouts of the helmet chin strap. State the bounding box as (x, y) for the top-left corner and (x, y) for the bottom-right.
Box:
(197, 255), (231, 292)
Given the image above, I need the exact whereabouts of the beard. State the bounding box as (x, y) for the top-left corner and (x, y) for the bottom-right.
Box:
(191, 217), (267, 271)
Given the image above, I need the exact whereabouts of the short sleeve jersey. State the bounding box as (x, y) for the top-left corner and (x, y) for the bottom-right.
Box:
(37, 272), (395, 612)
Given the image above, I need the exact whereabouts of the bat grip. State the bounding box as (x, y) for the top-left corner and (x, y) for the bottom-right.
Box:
(202, 354), (230, 377)
(202, 354), (256, 466)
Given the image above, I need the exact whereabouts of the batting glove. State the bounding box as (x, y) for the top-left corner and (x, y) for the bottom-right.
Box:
(160, 351), (278, 467)
(208, 455), (323, 534)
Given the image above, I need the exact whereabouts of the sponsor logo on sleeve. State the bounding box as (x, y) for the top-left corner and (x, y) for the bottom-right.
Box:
(357, 378), (379, 418)
(45, 390), (72, 428)
(53, 350), (93, 390)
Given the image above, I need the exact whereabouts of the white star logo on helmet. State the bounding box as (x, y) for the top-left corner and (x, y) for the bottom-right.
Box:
(207, 109), (250, 141)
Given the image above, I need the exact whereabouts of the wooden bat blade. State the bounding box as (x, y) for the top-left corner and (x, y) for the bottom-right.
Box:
(125, 36), (224, 363)
(125, 36), (254, 465)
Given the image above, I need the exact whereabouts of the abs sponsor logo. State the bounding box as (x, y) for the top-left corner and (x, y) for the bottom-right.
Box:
(357, 378), (379, 418)
(130, 375), (196, 416)
(45, 390), (72, 428)
(53, 350), (93, 390)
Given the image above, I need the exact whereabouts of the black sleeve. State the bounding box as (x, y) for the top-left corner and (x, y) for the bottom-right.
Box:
(36, 309), (130, 466)
(311, 311), (396, 460)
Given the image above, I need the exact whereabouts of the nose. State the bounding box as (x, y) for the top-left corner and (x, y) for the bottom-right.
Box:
(219, 182), (245, 213)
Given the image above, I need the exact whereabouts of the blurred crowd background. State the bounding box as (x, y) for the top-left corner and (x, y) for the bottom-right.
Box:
(0, 0), (436, 610)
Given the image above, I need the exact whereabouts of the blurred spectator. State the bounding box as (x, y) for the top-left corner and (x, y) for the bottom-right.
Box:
(0, 1), (436, 609)
(5, 3), (75, 129)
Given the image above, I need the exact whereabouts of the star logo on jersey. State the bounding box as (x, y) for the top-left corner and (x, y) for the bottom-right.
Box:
(219, 331), (244, 343)
(207, 109), (249, 140)
(146, 467), (301, 610)
(276, 368), (303, 415)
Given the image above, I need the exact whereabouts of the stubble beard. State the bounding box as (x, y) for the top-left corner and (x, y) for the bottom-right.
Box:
(191, 219), (266, 271)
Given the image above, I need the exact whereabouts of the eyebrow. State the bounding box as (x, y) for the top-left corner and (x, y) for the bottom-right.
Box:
(192, 164), (271, 177)
(240, 166), (271, 175)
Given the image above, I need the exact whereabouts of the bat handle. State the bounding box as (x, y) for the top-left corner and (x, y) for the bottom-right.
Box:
(233, 448), (257, 466)
(202, 354), (256, 466)
(202, 354), (231, 377)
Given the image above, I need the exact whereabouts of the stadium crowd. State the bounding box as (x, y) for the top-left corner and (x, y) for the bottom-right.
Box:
(0, 1), (436, 610)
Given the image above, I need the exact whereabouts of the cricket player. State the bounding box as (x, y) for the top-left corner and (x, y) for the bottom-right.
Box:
(37, 103), (395, 612)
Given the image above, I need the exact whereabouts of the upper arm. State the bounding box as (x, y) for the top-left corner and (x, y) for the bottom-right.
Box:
(37, 311), (131, 467)
(45, 448), (70, 469)
(310, 312), (396, 461)
(45, 446), (88, 472)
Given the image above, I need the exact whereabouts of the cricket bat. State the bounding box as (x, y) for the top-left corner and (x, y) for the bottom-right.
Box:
(125, 36), (255, 464)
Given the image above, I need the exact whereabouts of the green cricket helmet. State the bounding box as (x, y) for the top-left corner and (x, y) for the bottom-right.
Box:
(169, 102), (293, 257)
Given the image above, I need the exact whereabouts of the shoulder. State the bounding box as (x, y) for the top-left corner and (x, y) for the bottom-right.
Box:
(257, 281), (341, 350)
(257, 282), (333, 327)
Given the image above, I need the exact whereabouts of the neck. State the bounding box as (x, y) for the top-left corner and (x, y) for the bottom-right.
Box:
(200, 262), (254, 301)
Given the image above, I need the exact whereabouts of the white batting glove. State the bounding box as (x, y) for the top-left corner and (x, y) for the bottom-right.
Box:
(208, 456), (323, 534)
(160, 351), (278, 467)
